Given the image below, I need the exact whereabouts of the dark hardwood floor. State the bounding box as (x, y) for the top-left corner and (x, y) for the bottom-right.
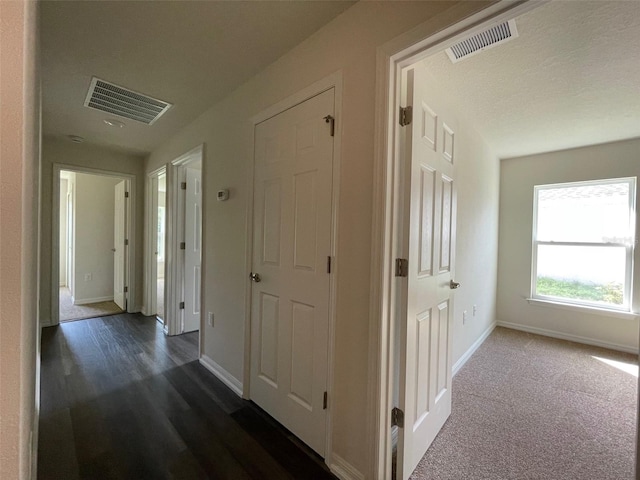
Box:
(38, 313), (336, 480)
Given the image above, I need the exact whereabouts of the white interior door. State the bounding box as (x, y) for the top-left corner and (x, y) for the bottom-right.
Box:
(396, 63), (458, 479)
(250, 89), (335, 456)
(113, 180), (127, 310)
(183, 167), (201, 333)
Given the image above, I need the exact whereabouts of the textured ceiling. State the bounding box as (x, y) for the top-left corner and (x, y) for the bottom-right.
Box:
(41, 1), (355, 155)
(422, 1), (640, 159)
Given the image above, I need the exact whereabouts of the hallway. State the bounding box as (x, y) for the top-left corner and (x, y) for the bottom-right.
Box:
(38, 313), (335, 479)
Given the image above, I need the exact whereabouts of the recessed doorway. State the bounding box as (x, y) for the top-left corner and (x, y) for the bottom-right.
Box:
(57, 169), (129, 322)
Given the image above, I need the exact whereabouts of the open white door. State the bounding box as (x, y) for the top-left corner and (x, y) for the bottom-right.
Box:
(182, 167), (201, 333)
(396, 63), (458, 479)
(113, 180), (127, 310)
(250, 89), (334, 456)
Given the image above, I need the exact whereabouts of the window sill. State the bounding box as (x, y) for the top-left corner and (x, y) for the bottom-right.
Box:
(526, 298), (639, 320)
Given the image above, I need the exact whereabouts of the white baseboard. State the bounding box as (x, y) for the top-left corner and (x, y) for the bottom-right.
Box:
(73, 295), (114, 305)
(452, 321), (496, 376)
(130, 304), (143, 314)
(329, 454), (365, 480)
(496, 321), (638, 354)
(199, 355), (243, 397)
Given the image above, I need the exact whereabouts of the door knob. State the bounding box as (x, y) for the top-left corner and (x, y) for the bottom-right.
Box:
(450, 280), (460, 289)
(111, 248), (116, 252)
(249, 272), (261, 283)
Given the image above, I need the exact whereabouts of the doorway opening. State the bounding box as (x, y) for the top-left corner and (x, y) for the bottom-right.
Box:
(162, 145), (203, 338)
(147, 168), (167, 326)
(57, 169), (130, 322)
(157, 172), (167, 323)
(373, 1), (639, 479)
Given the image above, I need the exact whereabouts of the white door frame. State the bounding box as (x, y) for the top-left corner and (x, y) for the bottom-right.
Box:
(51, 164), (136, 325)
(165, 144), (204, 337)
(369, 1), (539, 478)
(144, 166), (166, 318)
(245, 71), (343, 466)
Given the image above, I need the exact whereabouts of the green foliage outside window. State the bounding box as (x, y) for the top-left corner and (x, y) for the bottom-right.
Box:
(536, 276), (623, 305)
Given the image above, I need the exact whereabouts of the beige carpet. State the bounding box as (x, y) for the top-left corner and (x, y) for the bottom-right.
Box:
(59, 287), (123, 322)
(409, 327), (637, 479)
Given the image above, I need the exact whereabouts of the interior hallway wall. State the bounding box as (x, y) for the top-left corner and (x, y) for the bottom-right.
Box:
(145, 1), (492, 475)
(497, 138), (640, 351)
(40, 137), (145, 325)
(0, 0), (40, 478)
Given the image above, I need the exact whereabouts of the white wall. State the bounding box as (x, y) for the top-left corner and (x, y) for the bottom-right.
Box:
(420, 64), (501, 366)
(59, 178), (68, 286)
(0, 1), (40, 478)
(40, 137), (146, 323)
(144, 1), (491, 476)
(72, 173), (121, 304)
(497, 138), (640, 351)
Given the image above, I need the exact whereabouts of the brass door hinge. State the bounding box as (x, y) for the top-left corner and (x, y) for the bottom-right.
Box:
(395, 258), (408, 277)
(399, 106), (412, 126)
(391, 407), (404, 428)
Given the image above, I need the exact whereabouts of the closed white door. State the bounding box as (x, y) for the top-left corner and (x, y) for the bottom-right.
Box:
(183, 167), (202, 333)
(113, 180), (127, 310)
(250, 89), (334, 456)
(396, 64), (458, 479)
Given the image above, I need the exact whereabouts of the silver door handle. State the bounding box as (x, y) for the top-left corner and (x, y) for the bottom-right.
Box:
(249, 272), (261, 283)
(450, 280), (460, 289)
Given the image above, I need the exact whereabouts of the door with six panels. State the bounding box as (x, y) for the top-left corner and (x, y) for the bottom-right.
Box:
(250, 89), (335, 456)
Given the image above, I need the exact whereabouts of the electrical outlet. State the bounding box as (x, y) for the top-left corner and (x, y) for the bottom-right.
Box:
(84, 273), (92, 281)
(473, 304), (477, 316)
(462, 310), (468, 324)
(208, 312), (214, 327)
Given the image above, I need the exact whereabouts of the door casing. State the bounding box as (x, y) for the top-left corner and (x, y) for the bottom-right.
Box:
(370, 1), (541, 478)
(245, 71), (343, 469)
(164, 145), (204, 338)
(143, 166), (167, 319)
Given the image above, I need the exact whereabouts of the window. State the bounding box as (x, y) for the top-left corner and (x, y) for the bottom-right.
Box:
(532, 178), (636, 311)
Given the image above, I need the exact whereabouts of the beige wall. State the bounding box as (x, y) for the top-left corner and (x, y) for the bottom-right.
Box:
(40, 137), (145, 324)
(145, 1), (490, 475)
(0, 0), (40, 478)
(72, 173), (121, 304)
(497, 138), (640, 351)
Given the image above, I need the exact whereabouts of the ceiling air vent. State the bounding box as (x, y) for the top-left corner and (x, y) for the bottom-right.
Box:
(445, 19), (518, 63)
(84, 77), (172, 125)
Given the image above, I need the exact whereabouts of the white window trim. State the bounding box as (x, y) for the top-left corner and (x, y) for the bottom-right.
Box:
(526, 297), (639, 320)
(531, 177), (636, 313)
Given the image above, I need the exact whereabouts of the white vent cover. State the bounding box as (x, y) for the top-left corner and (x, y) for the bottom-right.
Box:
(445, 19), (518, 63)
(84, 77), (172, 125)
